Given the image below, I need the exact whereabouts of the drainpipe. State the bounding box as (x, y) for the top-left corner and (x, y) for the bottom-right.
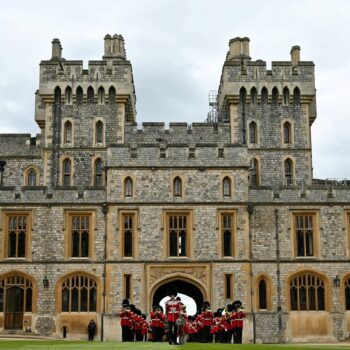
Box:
(247, 203), (256, 343)
(275, 209), (283, 343)
(101, 203), (109, 341)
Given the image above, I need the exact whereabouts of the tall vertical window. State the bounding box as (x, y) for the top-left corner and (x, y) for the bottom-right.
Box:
(283, 87), (290, 105)
(258, 279), (267, 309)
(293, 87), (301, 105)
(124, 274), (131, 300)
(272, 87), (279, 104)
(220, 212), (235, 257)
(239, 87), (247, 104)
(225, 274), (233, 300)
(76, 86), (83, 105)
(124, 177), (133, 197)
(109, 86), (116, 104)
(122, 214), (134, 257)
(261, 87), (268, 104)
(283, 122), (291, 144)
(250, 158), (259, 187)
(87, 86), (94, 104)
(173, 176), (182, 197)
(7, 215), (28, 258)
(249, 121), (257, 144)
(222, 177), (231, 197)
(65, 86), (72, 105)
(71, 215), (90, 258)
(284, 158), (293, 185)
(290, 273), (325, 311)
(27, 169), (37, 186)
(64, 121), (72, 144)
(345, 276), (350, 310)
(168, 214), (188, 257)
(61, 274), (97, 312)
(95, 121), (103, 144)
(295, 215), (314, 257)
(94, 158), (103, 186)
(62, 158), (72, 186)
(250, 87), (257, 104)
(98, 87), (105, 104)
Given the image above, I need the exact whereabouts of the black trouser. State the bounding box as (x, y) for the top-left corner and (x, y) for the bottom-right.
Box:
(122, 326), (132, 341)
(88, 331), (94, 341)
(233, 327), (243, 343)
(135, 330), (143, 341)
(167, 321), (178, 344)
(201, 326), (211, 342)
(226, 329), (233, 343)
(152, 327), (163, 342)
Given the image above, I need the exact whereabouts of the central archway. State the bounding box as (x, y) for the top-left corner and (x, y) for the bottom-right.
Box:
(152, 279), (204, 315)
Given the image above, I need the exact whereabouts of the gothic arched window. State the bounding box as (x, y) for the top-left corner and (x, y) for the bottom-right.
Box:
(283, 87), (290, 105)
(124, 177), (133, 197)
(293, 87), (301, 105)
(284, 158), (293, 185)
(249, 121), (257, 144)
(109, 86), (116, 104)
(261, 87), (268, 104)
(62, 158), (72, 187)
(64, 121), (72, 144)
(27, 169), (37, 187)
(223, 176), (231, 197)
(250, 87), (257, 104)
(173, 176), (182, 197)
(98, 86), (105, 104)
(76, 86), (83, 105)
(258, 279), (267, 309)
(94, 158), (103, 187)
(65, 86), (72, 105)
(283, 122), (291, 144)
(95, 121), (103, 144)
(250, 158), (259, 187)
(87, 86), (94, 104)
(272, 87), (279, 104)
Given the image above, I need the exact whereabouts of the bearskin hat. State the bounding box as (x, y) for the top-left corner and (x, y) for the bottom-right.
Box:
(122, 298), (129, 307)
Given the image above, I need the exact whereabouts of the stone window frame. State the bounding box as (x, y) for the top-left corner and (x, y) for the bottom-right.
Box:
(281, 118), (294, 147)
(248, 120), (259, 146)
(91, 156), (104, 187)
(123, 273), (133, 302)
(255, 274), (272, 311)
(341, 273), (350, 311)
(62, 118), (74, 146)
(0, 271), (38, 314)
(64, 86), (73, 105)
(286, 269), (330, 312)
(93, 118), (105, 146)
(56, 271), (100, 313)
(163, 209), (193, 259)
(122, 175), (135, 199)
(283, 156), (296, 186)
(97, 86), (105, 105)
(249, 156), (260, 187)
(170, 174), (185, 199)
(23, 166), (40, 187)
(217, 209), (237, 258)
(118, 209), (139, 259)
(75, 86), (84, 104)
(290, 210), (320, 258)
(61, 156), (74, 187)
(221, 175), (233, 198)
(283, 86), (290, 105)
(2, 211), (33, 260)
(64, 210), (96, 260)
(344, 210), (350, 257)
(224, 273), (233, 300)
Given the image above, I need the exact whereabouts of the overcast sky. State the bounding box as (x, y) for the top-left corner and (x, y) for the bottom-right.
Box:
(0, 0), (349, 179)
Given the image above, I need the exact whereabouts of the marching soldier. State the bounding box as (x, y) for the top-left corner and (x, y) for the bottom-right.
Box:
(165, 289), (181, 345)
(198, 301), (213, 343)
(232, 300), (246, 344)
(150, 305), (165, 342)
(119, 299), (133, 342)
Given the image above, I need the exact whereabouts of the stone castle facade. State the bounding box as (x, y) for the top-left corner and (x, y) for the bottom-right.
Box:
(0, 34), (349, 343)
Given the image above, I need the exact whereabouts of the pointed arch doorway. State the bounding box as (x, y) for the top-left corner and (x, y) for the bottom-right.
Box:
(151, 278), (205, 315)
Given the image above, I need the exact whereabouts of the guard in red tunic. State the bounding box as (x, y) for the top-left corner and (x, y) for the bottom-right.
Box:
(198, 301), (213, 343)
(150, 305), (165, 342)
(232, 300), (246, 344)
(165, 290), (181, 345)
(132, 309), (144, 341)
(141, 314), (149, 341)
(119, 299), (133, 342)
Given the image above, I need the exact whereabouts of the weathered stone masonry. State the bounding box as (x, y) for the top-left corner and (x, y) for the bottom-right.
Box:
(0, 34), (349, 343)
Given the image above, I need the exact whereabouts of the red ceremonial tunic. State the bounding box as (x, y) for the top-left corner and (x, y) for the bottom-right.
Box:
(150, 311), (165, 328)
(119, 310), (133, 327)
(232, 310), (246, 328)
(165, 299), (181, 322)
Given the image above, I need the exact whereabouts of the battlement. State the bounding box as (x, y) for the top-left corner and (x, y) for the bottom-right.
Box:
(124, 122), (232, 144)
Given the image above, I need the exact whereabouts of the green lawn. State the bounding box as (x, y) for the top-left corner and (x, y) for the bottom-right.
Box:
(0, 341), (348, 350)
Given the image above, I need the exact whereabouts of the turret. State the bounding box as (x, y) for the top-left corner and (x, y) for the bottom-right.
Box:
(227, 37), (251, 61)
(103, 33), (126, 60)
(290, 45), (301, 66)
(51, 38), (62, 59)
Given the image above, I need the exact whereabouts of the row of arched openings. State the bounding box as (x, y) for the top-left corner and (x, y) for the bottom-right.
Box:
(57, 86), (116, 105)
(249, 121), (292, 144)
(249, 158), (293, 186)
(240, 86), (301, 105)
(123, 176), (233, 198)
(1, 272), (350, 314)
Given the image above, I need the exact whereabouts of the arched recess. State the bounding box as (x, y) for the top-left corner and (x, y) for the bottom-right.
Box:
(23, 166), (40, 186)
(149, 274), (207, 314)
(0, 270), (38, 329)
(255, 274), (273, 311)
(55, 271), (101, 313)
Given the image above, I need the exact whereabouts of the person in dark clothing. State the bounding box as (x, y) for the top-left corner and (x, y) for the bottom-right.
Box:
(87, 319), (97, 341)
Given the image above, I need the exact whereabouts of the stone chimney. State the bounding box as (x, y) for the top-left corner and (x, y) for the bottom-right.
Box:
(51, 38), (62, 59)
(290, 45), (301, 66)
(103, 33), (126, 60)
(227, 37), (250, 61)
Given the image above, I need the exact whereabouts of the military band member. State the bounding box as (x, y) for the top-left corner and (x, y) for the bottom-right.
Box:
(150, 305), (165, 342)
(165, 290), (181, 345)
(198, 301), (213, 343)
(119, 299), (133, 342)
(232, 300), (246, 344)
